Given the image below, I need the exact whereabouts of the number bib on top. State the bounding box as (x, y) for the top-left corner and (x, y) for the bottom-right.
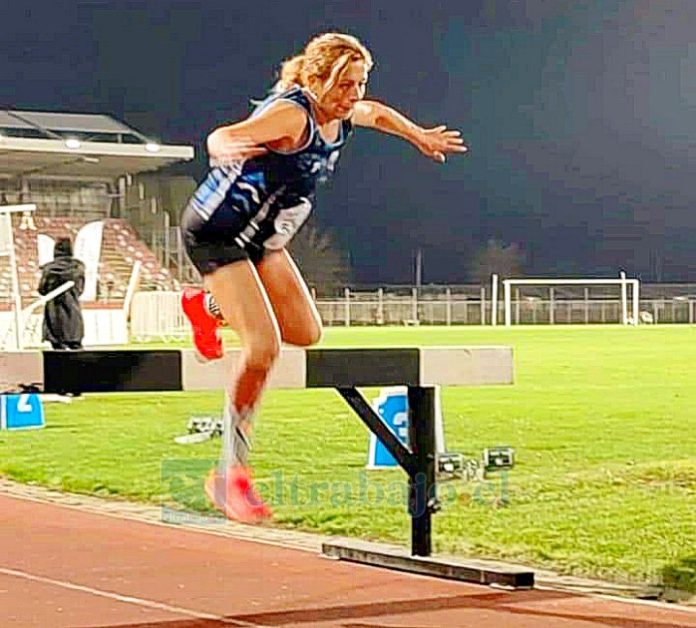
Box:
(264, 198), (312, 250)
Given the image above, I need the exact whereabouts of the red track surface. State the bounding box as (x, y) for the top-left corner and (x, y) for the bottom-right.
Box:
(1, 494), (694, 627)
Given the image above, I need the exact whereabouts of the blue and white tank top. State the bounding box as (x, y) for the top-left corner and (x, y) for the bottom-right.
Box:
(188, 86), (353, 248)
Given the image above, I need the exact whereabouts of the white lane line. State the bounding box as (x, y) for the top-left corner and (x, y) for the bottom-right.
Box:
(0, 566), (264, 627)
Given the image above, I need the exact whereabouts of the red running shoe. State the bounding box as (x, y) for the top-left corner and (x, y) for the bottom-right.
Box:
(204, 465), (272, 524)
(181, 288), (223, 361)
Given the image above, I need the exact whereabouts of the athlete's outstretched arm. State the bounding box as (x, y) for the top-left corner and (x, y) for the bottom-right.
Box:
(207, 101), (308, 164)
(352, 100), (468, 163)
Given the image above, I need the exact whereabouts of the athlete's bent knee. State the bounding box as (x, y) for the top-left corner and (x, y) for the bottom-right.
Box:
(303, 323), (323, 347)
(285, 322), (322, 347)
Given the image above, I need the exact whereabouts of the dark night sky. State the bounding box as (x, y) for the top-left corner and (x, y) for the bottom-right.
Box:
(3, 0), (696, 283)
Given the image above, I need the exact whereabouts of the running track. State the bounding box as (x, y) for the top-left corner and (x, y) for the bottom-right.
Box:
(1, 493), (694, 627)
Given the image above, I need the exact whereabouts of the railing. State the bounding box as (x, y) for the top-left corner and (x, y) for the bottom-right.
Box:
(127, 290), (696, 340)
(130, 291), (189, 341)
(315, 298), (696, 326)
(144, 223), (200, 284)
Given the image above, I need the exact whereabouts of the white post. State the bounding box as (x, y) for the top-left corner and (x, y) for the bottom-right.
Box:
(123, 260), (142, 320)
(344, 288), (350, 327)
(491, 274), (498, 326)
(377, 288), (384, 325)
(549, 287), (555, 325)
(631, 279), (639, 325)
(445, 287), (452, 326)
(118, 177), (127, 216)
(163, 211), (171, 268)
(504, 280), (511, 326)
(411, 287), (418, 323)
(0, 204), (37, 350)
(620, 271), (628, 325)
(515, 288), (521, 324)
(7, 222), (22, 350)
(176, 228), (184, 282)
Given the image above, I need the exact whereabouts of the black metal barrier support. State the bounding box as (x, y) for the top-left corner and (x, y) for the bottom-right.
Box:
(336, 385), (439, 557)
(407, 386), (440, 556)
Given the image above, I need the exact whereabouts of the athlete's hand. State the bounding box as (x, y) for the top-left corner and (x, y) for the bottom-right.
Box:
(207, 134), (268, 168)
(415, 126), (468, 163)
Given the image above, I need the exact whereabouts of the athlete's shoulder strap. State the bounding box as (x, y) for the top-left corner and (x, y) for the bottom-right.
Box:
(252, 86), (310, 117)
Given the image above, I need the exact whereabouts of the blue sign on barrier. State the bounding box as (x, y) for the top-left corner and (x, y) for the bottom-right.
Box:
(0, 394), (45, 431)
(367, 386), (409, 468)
(367, 386), (446, 469)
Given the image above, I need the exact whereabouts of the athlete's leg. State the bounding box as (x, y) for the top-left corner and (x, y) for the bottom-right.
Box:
(180, 198), (249, 360)
(255, 249), (322, 347)
(185, 246), (321, 350)
(203, 260), (281, 522)
(181, 287), (224, 360)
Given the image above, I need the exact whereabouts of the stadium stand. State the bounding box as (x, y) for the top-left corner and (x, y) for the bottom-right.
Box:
(0, 215), (179, 304)
(0, 109), (194, 306)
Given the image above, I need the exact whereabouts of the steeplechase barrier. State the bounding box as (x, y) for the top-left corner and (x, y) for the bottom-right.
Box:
(1, 345), (533, 588)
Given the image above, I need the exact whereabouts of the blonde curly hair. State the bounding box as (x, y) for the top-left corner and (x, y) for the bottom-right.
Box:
(277, 33), (373, 97)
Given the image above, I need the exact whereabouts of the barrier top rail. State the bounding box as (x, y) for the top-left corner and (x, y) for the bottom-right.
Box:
(2, 346), (513, 394)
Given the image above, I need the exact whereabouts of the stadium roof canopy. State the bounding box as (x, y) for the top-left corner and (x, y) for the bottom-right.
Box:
(0, 110), (194, 181)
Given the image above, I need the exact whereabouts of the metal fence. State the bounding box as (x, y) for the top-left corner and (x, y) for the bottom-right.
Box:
(128, 289), (696, 340)
(316, 294), (695, 326)
(131, 291), (189, 341)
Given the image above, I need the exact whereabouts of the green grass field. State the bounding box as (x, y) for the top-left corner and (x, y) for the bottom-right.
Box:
(1, 325), (695, 591)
